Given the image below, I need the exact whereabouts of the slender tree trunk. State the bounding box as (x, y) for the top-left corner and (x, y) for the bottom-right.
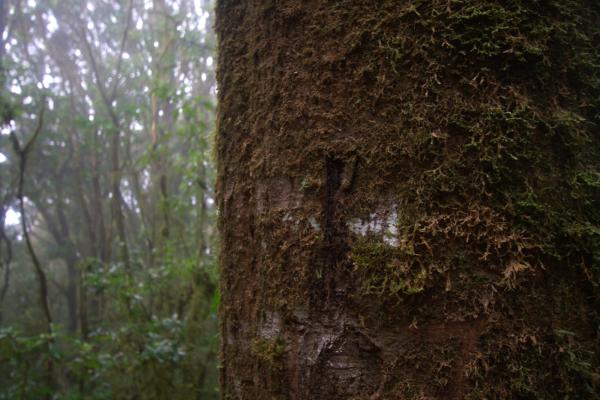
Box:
(150, 0), (177, 255)
(55, 179), (79, 333)
(0, 0), (5, 61)
(64, 260), (78, 332)
(109, 127), (131, 268)
(11, 110), (55, 399)
(91, 129), (109, 262)
(78, 264), (89, 340)
(79, 7), (133, 271)
(216, 2), (600, 399)
(0, 210), (13, 326)
(11, 109), (53, 334)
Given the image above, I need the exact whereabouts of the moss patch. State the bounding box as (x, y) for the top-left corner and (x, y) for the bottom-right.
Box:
(251, 337), (286, 369)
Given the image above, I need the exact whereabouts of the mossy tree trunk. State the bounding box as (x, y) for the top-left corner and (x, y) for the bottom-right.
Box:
(216, 1), (600, 399)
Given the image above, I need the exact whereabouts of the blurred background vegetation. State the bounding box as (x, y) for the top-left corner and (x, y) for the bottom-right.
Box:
(0, 0), (219, 398)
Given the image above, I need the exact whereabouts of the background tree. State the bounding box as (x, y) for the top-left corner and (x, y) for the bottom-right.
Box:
(216, 1), (600, 398)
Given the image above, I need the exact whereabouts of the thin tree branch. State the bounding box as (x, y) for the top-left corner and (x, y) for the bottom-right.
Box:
(110, 0), (134, 102)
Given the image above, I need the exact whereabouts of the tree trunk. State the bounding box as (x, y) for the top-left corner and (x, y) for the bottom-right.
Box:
(216, 2), (600, 399)
(65, 260), (78, 332)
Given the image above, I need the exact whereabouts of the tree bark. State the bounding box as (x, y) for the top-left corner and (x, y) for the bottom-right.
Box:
(216, 1), (600, 399)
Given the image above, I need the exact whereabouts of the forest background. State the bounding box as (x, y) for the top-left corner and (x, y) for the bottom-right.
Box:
(0, 0), (220, 398)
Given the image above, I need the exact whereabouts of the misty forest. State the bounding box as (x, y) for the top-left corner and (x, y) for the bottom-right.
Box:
(2, 1), (600, 400)
(0, 0), (218, 398)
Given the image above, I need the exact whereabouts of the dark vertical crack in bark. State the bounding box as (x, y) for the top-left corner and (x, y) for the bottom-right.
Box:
(314, 156), (352, 306)
(323, 156), (344, 270)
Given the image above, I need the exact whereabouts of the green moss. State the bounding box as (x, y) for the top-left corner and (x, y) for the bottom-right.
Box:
(251, 337), (286, 368)
(574, 171), (600, 190)
(514, 194), (546, 220)
(351, 238), (428, 298)
(554, 330), (600, 394)
(466, 326), (600, 399)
